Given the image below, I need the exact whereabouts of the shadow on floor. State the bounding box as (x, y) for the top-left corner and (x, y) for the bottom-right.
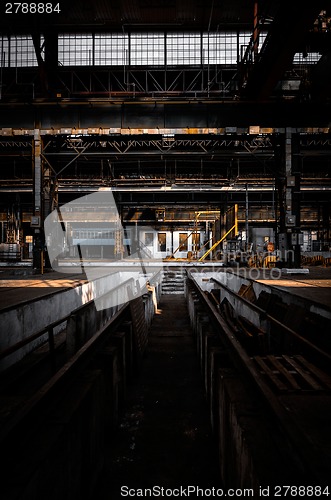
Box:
(92, 295), (223, 499)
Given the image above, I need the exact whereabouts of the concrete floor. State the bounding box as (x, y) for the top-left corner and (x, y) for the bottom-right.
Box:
(92, 295), (222, 499)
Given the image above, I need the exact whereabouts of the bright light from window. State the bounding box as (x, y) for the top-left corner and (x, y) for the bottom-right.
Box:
(131, 33), (165, 66)
(58, 34), (93, 66)
(94, 33), (128, 66)
(167, 33), (201, 65)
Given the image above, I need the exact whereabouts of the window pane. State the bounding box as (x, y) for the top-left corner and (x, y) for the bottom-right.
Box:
(131, 33), (164, 66)
(95, 33), (128, 65)
(158, 233), (166, 252)
(55, 31), (273, 68)
(202, 32), (237, 65)
(145, 233), (154, 246)
(58, 34), (93, 66)
(9, 36), (44, 67)
(293, 52), (321, 64)
(238, 31), (268, 63)
(167, 33), (201, 65)
(179, 233), (188, 251)
(0, 36), (9, 67)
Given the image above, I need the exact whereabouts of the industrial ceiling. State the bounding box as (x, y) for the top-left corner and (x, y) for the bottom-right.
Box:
(1, 0), (271, 32)
(0, 1), (330, 225)
(0, 1), (329, 103)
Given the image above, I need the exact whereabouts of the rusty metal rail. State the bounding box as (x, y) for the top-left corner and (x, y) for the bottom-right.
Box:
(0, 270), (162, 447)
(0, 275), (135, 370)
(209, 275), (331, 372)
(0, 301), (130, 447)
(186, 271), (331, 484)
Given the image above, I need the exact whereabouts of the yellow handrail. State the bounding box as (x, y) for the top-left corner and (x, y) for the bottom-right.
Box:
(198, 223), (236, 261)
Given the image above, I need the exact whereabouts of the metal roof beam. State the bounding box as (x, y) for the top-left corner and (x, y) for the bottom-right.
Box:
(239, 3), (325, 101)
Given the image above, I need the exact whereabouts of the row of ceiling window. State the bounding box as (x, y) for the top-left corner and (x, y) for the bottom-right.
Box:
(0, 32), (320, 68)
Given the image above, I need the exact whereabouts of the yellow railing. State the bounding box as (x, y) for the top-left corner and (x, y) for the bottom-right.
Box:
(198, 204), (238, 262)
(198, 223), (237, 261)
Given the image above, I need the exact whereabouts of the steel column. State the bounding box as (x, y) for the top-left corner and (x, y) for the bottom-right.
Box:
(32, 129), (43, 271)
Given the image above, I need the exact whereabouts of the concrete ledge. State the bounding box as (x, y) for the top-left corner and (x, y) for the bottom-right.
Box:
(0, 271), (157, 371)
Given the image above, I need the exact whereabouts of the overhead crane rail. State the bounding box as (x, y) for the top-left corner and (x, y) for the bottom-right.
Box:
(2, 127), (331, 137)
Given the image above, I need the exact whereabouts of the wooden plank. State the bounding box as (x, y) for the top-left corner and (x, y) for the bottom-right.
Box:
(254, 356), (288, 391)
(282, 355), (323, 390)
(266, 355), (301, 390)
(294, 355), (331, 390)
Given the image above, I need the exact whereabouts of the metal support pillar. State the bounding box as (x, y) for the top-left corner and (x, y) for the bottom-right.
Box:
(291, 133), (302, 266)
(253, 1), (259, 61)
(43, 152), (54, 269)
(32, 129), (44, 272)
(245, 183), (249, 251)
(284, 129), (302, 267)
(323, 203), (330, 245)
